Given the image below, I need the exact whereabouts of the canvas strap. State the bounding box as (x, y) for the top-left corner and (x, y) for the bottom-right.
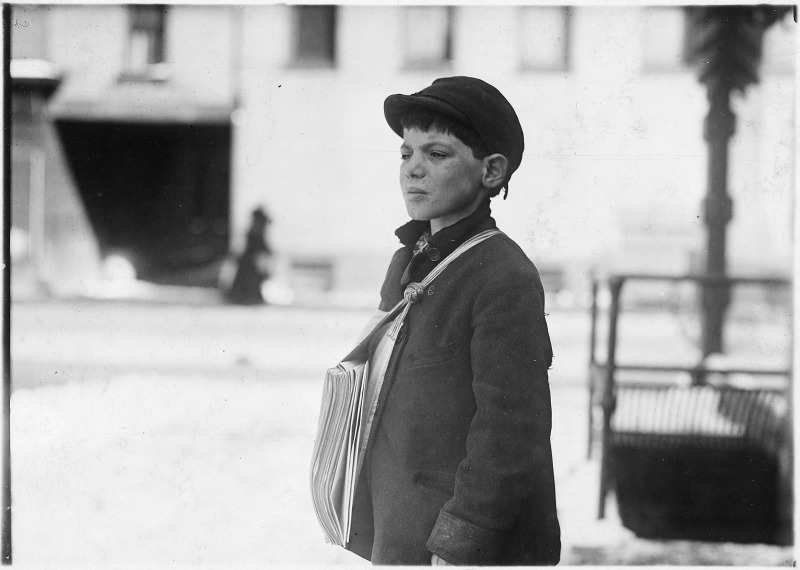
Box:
(352, 227), (502, 477)
(342, 228), (502, 363)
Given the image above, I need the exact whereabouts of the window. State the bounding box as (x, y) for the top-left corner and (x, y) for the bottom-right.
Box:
(123, 4), (168, 81)
(520, 7), (570, 71)
(292, 5), (337, 67)
(403, 6), (453, 68)
(641, 7), (689, 71)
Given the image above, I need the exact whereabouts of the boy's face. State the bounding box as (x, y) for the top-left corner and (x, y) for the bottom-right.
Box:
(399, 127), (489, 234)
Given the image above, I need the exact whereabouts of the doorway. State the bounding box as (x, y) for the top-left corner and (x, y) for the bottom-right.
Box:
(55, 119), (231, 286)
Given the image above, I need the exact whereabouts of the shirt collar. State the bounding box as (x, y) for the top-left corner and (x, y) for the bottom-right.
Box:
(394, 199), (495, 253)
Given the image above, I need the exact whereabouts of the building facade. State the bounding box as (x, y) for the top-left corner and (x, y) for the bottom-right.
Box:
(10, 4), (796, 303)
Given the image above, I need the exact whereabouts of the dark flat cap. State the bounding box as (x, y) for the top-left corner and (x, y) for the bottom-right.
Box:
(384, 76), (524, 191)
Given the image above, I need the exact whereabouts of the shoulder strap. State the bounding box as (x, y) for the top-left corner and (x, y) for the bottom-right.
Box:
(386, 228), (502, 339)
(343, 228), (502, 361)
(420, 228), (502, 288)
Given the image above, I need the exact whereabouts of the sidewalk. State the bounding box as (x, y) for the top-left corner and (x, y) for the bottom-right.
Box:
(9, 293), (795, 565)
(12, 368), (794, 566)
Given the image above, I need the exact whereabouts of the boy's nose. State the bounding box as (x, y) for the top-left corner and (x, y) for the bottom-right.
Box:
(403, 155), (425, 179)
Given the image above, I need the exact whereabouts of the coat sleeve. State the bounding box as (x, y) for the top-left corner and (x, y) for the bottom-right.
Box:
(426, 260), (555, 565)
(378, 247), (412, 311)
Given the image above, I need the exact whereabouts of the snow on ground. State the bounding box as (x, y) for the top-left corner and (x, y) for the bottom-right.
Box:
(13, 372), (794, 566)
(13, 370), (363, 565)
(10, 301), (795, 565)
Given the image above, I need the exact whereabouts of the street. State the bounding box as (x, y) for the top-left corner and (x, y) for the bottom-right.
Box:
(10, 300), (794, 565)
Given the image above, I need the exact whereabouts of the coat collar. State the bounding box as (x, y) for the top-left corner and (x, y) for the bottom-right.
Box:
(394, 200), (496, 259)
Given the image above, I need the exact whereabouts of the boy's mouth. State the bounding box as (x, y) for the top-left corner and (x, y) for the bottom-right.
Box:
(404, 189), (428, 202)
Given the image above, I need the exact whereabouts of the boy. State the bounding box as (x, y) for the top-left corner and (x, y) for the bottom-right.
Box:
(348, 77), (560, 566)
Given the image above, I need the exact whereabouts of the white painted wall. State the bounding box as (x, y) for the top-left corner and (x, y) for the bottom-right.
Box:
(238, 6), (794, 293)
(22, 4), (796, 295)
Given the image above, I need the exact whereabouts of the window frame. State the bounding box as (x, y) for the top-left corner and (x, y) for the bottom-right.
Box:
(640, 6), (691, 74)
(289, 5), (338, 69)
(401, 5), (455, 70)
(518, 6), (571, 73)
(119, 4), (170, 83)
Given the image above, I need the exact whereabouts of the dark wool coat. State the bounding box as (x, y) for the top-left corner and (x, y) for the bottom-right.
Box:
(347, 202), (560, 566)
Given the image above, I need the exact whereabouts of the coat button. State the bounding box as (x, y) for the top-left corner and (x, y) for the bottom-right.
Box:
(427, 248), (441, 262)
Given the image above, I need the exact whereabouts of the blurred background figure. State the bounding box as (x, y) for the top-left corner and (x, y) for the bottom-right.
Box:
(221, 206), (273, 305)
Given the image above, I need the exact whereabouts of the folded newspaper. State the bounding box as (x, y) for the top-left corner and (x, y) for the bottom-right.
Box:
(310, 360), (368, 546)
(310, 231), (500, 548)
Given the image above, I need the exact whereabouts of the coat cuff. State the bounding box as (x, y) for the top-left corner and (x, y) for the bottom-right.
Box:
(426, 510), (508, 565)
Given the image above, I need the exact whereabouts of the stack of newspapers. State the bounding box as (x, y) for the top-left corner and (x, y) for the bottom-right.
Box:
(310, 360), (368, 546)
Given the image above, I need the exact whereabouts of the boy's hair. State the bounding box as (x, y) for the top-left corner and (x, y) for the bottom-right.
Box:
(400, 107), (504, 198)
(399, 107), (488, 159)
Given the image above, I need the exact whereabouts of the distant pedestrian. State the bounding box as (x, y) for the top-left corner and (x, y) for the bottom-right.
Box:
(224, 207), (272, 305)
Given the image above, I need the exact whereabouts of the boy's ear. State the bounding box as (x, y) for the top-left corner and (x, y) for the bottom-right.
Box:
(482, 154), (509, 190)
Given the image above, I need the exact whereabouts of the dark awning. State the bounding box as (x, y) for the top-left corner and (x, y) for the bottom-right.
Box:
(49, 86), (233, 125)
(11, 58), (62, 96)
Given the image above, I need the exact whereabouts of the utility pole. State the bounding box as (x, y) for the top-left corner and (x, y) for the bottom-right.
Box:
(685, 5), (791, 357)
(699, 72), (734, 357)
(686, 3), (794, 542)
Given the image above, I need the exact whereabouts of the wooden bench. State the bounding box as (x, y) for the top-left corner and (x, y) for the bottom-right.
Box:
(587, 274), (791, 544)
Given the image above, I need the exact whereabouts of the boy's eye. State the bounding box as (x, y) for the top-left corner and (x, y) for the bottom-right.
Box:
(400, 152), (410, 160)
(430, 151), (446, 159)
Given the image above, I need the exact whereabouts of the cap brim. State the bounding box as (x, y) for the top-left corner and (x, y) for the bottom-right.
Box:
(384, 94), (472, 138)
